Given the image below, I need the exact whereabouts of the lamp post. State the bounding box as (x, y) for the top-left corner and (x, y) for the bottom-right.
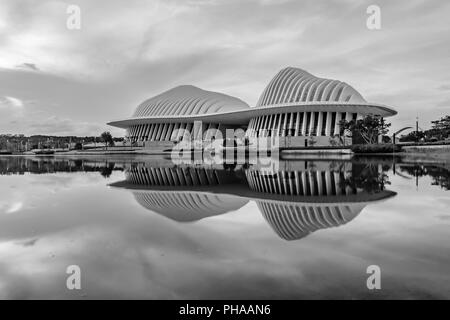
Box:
(416, 116), (419, 144)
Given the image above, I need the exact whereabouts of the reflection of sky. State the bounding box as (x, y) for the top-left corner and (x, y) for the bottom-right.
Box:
(0, 168), (449, 299)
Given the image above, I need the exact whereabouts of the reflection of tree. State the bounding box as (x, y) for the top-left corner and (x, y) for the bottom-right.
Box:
(399, 165), (450, 190)
(0, 158), (123, 177)
(341, 163), (390, 193)
(100, 162), (115, 178)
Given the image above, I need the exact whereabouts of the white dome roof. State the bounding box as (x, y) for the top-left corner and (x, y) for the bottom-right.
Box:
(256, 67), (366, 107)
(133, 191), (248, 222)
(133, 85), (250, 118)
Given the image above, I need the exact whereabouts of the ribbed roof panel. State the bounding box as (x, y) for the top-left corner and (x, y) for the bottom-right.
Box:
(256, 67), (366, 107)
(133, 85), (250, 117)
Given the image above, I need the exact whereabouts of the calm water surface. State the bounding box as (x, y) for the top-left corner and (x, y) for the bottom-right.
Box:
(0, 155), (449, 299)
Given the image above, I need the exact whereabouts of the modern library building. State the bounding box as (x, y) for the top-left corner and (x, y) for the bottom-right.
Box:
(108, 67), (397, 150)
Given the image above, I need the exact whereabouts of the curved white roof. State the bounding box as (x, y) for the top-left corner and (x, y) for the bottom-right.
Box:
(133, 191), (248, 222)
(258, 201), (364, 241)
(133, 85), (250, 118)
(108, 67), (396, 129)
(256, 67), (366, 107)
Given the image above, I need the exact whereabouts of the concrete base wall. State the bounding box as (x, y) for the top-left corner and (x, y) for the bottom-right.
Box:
(143, 141), (176, 153)
(249, 136), (352, 150)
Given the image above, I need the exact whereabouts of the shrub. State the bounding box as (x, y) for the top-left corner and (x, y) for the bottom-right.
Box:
(351, 144), (402, 153)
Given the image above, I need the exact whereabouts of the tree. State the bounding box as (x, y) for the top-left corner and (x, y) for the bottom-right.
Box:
(340, 114), (391, 144)
(100, 131), (114, 149)
(429, 115), (450, 140)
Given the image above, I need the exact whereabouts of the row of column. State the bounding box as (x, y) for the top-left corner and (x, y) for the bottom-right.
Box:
(128, 122), (220, 142)
(247, 111), (361, 138)
(127, 166), (221, 186)
(127, 111), (363, 142)
(246, 169), (356, 197)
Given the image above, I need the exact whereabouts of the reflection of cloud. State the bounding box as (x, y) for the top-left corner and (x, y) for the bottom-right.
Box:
(437, 84), (450, 91)
(0, 163), (449, 298)
(16, 238), (39, 247)
(6, 202), (23, 214)
(0, 201), (23, 215)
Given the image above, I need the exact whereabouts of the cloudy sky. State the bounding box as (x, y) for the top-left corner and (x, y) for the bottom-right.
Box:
(0, 0), (449, 136)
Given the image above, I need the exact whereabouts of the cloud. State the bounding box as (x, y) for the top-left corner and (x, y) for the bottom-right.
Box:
(16, 63), (39, 71)
(436, 98), (450, 109)
(0, 0), (449, 135)
(437, 84), (450, 91)
(0, 96), (24, 108)
(24, 116), (108, 136)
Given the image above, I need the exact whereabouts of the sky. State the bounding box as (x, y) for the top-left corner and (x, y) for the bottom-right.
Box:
(0, 0), (449, 137)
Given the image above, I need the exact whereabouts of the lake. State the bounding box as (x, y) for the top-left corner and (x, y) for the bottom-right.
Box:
(0, 155), (449, 299)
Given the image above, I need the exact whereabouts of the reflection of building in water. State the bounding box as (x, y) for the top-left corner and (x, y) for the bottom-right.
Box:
(126, 164), (242, 187)
(133, 192), (248, 222)
(397, 163), (450, 191)
(0, 156), (124, 176)
(246, 166), (354, 196)
(258, 200), (364, 241)
(124, 163), (248, 222)
(111, 159), (396, 240)
(246, 160), (390, 240)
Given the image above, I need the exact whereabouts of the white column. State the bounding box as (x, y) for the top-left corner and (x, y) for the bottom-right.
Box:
(138, 125), (144, 140)
(270, 114), (276, 136)
(135, 125), (141, 140)
(261, 115), (268, 136)
(325, 112), (332, 136)
(317, 112), (323, 136)
(276, 114), (283, 136)
(251, 118), (257, 137)
(254, 117), (260, 136)
(266, 115), (272, 136)
(308, 112), (315, 136)
(147, 124), (154, 141)
(144, 124), (151, 140)
(151, 124), (158, 140)
(176, 123), (185, 140)
(301, 112), (307, 136)
(165, 123), (174, 141)
(170, 123), (179, 141)
(141, 125), (147, 140)
(294, 171), (300, 195)
(288, 113), (294, 136)
(334, 113), (340, 136)
(155, 124), (163, 141)
(301, 172), (307, 195)
(160, 124), (168, 141)
(247, 119), (253, 137)
(316, 171), (323, 195)
(294, 112), (300, 136)
(281, 113), (288, 136)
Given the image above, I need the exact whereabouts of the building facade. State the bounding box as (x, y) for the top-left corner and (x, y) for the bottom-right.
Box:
(108, 67), (397, 150)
